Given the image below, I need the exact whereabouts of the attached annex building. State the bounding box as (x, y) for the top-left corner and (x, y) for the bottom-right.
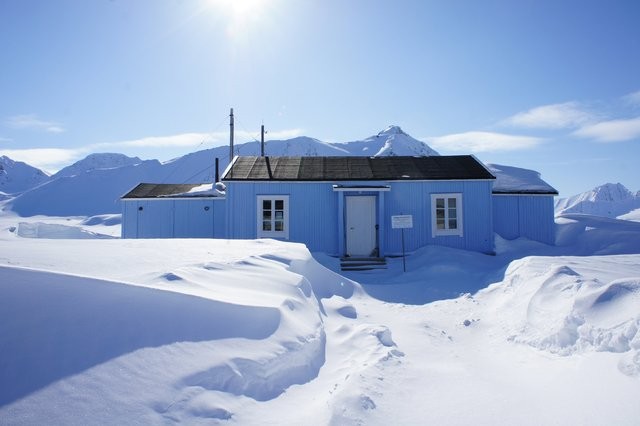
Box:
(121, 155), (558, 256)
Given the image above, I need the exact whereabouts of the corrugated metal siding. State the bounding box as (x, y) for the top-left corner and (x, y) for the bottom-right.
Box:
(225, 182), (340, 253)
(121, 198), (226, 239)
(493, 195), (555, 244)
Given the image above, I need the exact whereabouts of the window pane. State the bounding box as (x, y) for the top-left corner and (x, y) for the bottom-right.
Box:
(448, 198), (456, 208)
(275, 200), (284, 210)
(436, 209), (445, 220)
(263, 200), (271, 210)
(448, 208), (456, 219)
(263, 211), (272, 220)
(275, 211), (283, 219)
(262, 221), (271, 231)
(436, 198), (444, 209)
(449, 219), (457, 229)
(275, 220), (284, 231)
(437, 218), (445, 229)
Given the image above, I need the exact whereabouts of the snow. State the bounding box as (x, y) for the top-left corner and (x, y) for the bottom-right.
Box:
(1, 127), (439, 217)
(1, 209), (640, 425)
(332, 125), (440, 157)
(556, 182), (640, 218)
(488, 163), (557, 194)
(0, 155), (49, 195)
(158, 183), (225, 198)
(52, 153), (142, 179)
(1, 131), (639, 424)
(619, 207), (640, 222)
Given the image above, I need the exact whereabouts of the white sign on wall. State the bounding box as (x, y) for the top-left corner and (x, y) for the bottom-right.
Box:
(391, 214), (413, 229)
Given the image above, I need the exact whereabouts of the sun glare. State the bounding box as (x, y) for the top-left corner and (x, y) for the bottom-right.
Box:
(207, 0), (271, 38)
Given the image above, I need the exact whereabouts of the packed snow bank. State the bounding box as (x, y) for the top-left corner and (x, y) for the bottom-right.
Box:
(14, 222), (116, 239)
(0, 213), (122, 239)
(0, 239), (338, 423)
(555, 214), (640, 255)
(2, 207), (640, 424)
(480, 256), (640, 362)
(0, 266), (279, 406)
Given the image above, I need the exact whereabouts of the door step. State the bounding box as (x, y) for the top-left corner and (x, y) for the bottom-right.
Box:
(340, 257), (387, 271)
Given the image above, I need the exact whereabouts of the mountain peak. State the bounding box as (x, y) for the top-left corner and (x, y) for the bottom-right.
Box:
(378, 125), (406, 136)
(0, 155), (49, 194)
(590, 182), (635, 202)
(52, 153), (143, 179)
(555, 182), (639, 218)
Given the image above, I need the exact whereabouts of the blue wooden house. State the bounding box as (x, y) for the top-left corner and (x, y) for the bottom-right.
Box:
(121, 155), (557, 255)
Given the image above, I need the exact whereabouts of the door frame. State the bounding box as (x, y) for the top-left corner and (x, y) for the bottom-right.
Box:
(344, 195), (378, 257)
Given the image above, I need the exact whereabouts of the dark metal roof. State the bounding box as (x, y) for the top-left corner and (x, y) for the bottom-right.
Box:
(222, 156), (496, 181)
(492, 188), (558, 195)
(121, 183), (214, 199)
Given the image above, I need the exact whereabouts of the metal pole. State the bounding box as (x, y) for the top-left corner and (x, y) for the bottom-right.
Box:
(229, 108), (234, 162)
(261, 124), (265, 157)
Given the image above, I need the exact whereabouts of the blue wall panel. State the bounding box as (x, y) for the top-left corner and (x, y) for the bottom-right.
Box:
(121, 198), (226, 239)
(383, 180), (494, 254)
(493, 195), (555, 244)
(226, 180), (495, 255)
(125, 179), (497, 255)
(174, 200), (214, 238)
(226, 182), (340, 253)
(121, 201), (137, 238)
(492, 196), (519, 240)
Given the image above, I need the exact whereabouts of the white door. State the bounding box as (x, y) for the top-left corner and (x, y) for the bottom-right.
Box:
(346, 196), (377, 257)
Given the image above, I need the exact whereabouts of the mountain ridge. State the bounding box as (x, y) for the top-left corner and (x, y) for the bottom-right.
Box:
(1, 126), (439, 216)
(555, 182), (640, 219)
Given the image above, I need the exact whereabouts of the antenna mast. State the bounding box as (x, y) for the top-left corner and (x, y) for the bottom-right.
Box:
(229, 108), (234, 161)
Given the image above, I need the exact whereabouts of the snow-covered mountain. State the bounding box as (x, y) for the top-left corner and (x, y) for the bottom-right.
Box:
(555, 182), (640, 219)
(333, 126), (440, 157)
(4, 126), (439, 217)
(52, 153), (143, 179)
(0, 155), (49, 195)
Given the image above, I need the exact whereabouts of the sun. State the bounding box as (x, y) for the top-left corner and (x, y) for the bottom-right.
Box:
(207, 0), (272, 38)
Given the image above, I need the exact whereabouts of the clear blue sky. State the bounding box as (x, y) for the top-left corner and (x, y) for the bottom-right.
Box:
(1, 0), (639, 197)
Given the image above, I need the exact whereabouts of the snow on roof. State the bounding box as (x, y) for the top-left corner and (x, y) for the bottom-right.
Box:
(121, 183), (224, 199)
(488, 164), (558, 195)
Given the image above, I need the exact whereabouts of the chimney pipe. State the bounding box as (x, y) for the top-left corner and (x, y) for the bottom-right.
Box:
(215, 157), (219, 182)
(261, 124), (265, 157)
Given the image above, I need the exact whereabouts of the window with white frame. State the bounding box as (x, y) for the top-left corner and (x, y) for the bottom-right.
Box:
(257, 195), (289, 239)
(431, 193), (463, 237)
